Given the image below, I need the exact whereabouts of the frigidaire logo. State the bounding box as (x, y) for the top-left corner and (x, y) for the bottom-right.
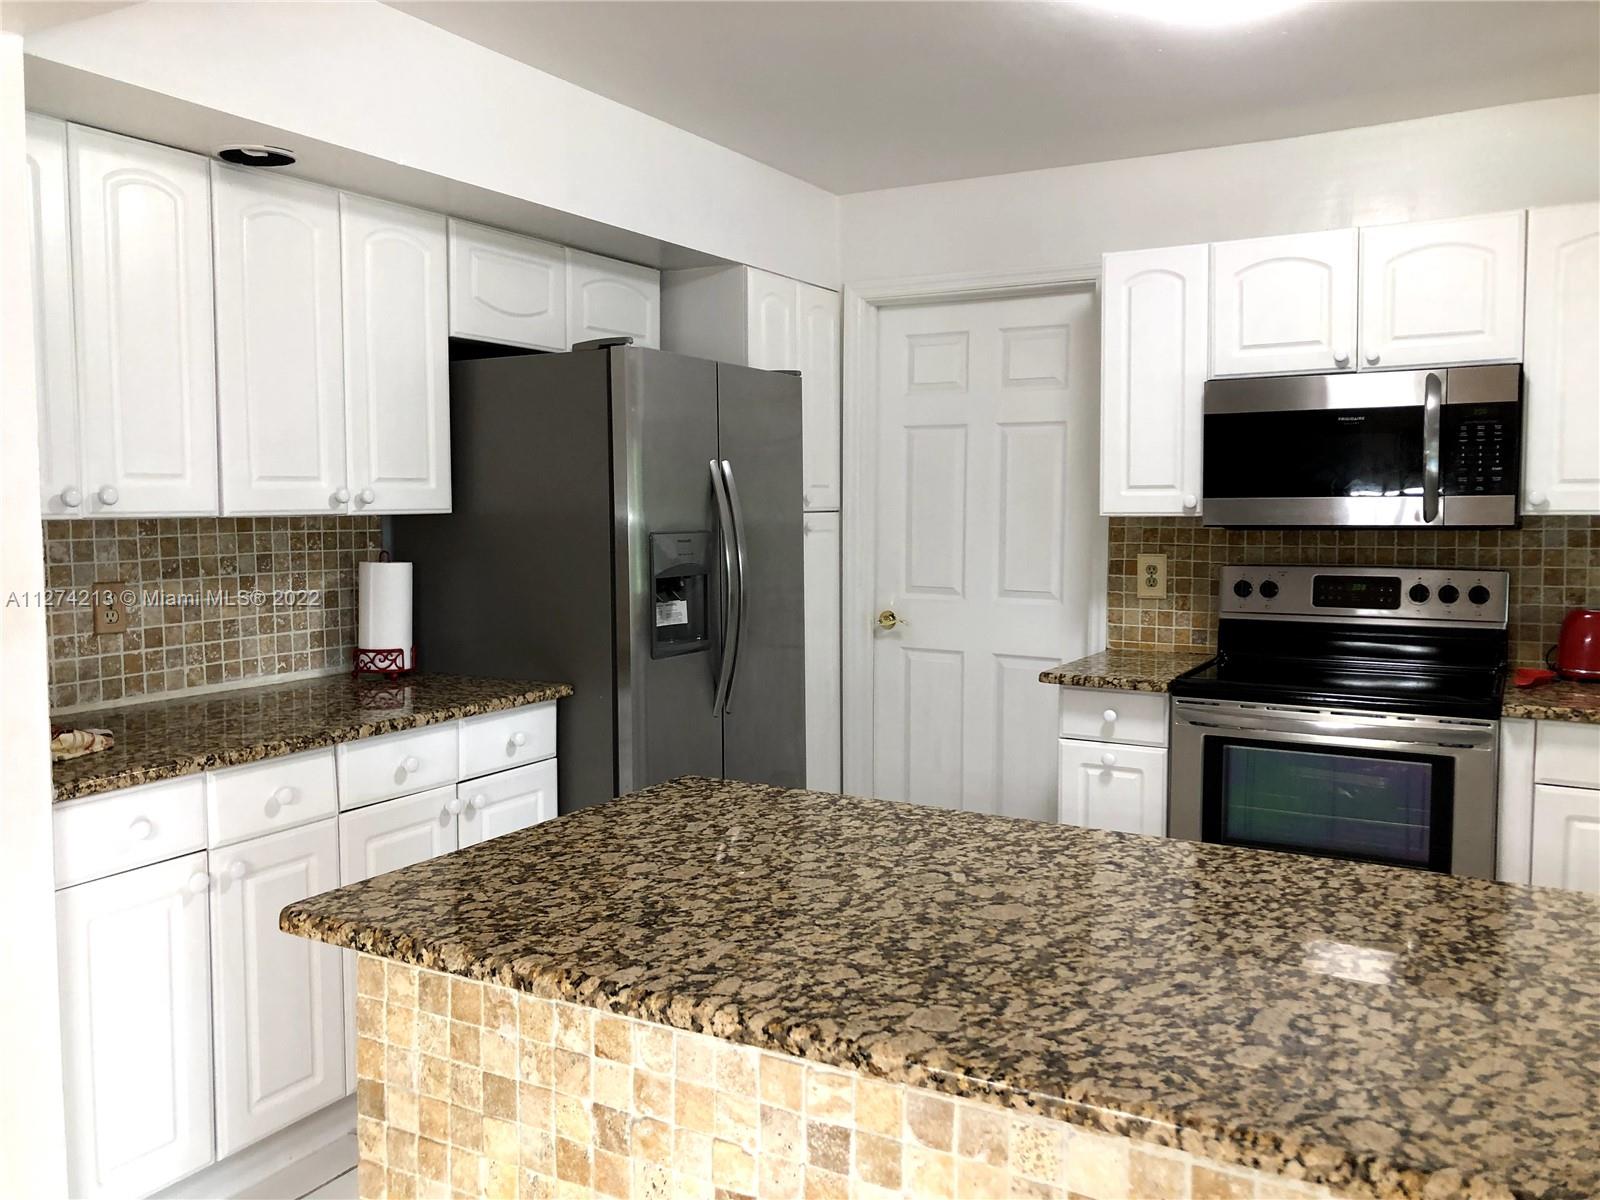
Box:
(1336, 415), (1365, 422)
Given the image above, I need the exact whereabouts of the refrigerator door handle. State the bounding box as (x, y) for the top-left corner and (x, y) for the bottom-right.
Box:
(710, 460), (741, 716)
(720, 459), (750, 711)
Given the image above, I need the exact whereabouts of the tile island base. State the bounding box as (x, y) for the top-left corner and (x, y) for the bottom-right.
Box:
(355, 956), (1337, 1200)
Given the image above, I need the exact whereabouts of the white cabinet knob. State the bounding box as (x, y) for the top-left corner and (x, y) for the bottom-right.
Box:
(469, 793), (487, 811)
(358, 488), (376, 505)
(226, 860), (248, 881)
(1527, 491), (1547, 507)
(446, 796), (465, 816)
(185, 872), (210, 897)
(402, 755), (420, 772)
(1365, 351), (1380, 366)
(128, 817), (153, 841)
(97, 485), (119, 506)
(60, 486), (82, 508)
(511, 731), (527, 748)
(1332, 350), (1349, 367)
(1102, 709), (1118, 723)
(1182, 494), (1197, 510)
(273, 785), (298, 806)
(333, 487), (351, 504)
(1100, 752), (1117, 768)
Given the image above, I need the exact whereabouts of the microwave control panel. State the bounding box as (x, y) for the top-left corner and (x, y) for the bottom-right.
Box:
(1442, 401), (1520, 497)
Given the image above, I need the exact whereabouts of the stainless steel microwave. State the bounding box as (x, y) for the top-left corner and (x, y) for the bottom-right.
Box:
(1201, 364), (1523, 527)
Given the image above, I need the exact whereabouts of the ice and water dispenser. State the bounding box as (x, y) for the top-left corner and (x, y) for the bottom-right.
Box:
(649, 532), (711, 658)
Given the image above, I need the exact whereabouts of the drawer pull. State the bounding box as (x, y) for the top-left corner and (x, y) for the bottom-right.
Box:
(226, 860), (248, 881)
(185, 872), (211, 897)
(1101, 709), (1118, 723)
(468, 793), (487, 812)
(272, 785), (299, 807)
(510, 732), (528, 748)
(128, 817), (154, 841)
(402, 755), (420, 772)
(1100, 752), (1117, 768)
(446, 796), (465, 816)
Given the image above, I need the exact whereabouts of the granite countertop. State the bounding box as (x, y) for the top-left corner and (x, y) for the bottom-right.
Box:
(1502, 678), (1600, 724)
(1038, 647), (1213, 690)
(52, 673), (573, 803)
(282, 777), (1599, 1200)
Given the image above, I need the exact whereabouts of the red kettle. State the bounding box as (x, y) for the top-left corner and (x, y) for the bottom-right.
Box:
(1555, 608), (1600, 680)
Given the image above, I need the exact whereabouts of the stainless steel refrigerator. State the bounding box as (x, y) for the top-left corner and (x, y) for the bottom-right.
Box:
(393, 343), (805, 811)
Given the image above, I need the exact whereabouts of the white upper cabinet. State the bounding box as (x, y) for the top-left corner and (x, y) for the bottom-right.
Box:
(1210, 229), (1357, 376)
(341, 193), (452, 514)
(1523, 202), (1600, 515)
(447, 218), (567, 350)
(1101, 244), (1208, 515)
(746, 268), (799, 370)
(566, 248), (661, 348)
(69, 125), (218, 516)
(1358, 211), (1526, 370)
(213, 167), (348, 516)
(27, 115), (82, 518)
(797, 282), (841, 512)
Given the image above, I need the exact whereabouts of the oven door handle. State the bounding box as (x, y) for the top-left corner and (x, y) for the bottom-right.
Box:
(1171, 703), (1496, 751)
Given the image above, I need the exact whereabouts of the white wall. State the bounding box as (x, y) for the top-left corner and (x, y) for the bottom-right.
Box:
(0, 30), (68, 1198)
(841, 95), (1600, 282)
(24, 0), (841, 287)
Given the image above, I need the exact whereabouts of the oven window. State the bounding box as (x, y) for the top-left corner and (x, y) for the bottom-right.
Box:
(1205, 740), (1453, 871)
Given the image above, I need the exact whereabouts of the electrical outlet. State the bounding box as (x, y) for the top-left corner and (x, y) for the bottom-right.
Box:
(1136, 554), (1167, 599)
(93, 581), (127, 636)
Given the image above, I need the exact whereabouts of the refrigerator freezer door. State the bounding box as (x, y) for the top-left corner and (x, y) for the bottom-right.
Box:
(715, 363), (806, 787)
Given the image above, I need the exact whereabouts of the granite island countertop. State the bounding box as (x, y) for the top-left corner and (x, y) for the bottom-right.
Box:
(282, 776), (1600, 1200)
(52, 672), (573, 803)
(1038, 647), (1213, 690)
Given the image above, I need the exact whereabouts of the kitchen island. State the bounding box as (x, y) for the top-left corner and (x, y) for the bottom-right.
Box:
(282, 777), (1600, 1200)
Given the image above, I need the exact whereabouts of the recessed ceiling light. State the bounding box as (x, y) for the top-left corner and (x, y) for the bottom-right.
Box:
(1071, 0), (1304, 28)
(216, 144), (297, 168)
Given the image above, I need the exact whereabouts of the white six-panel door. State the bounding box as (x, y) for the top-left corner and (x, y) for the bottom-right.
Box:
(1523, 202), (1600, 515)
(803, 511), (842, 792)
(213, 166), (348, 515)
(1210, 228), (1357, 376)
(797, 282), (842, 512)
(1358, 211), (1526, 369)
(871, 290), (1099, 820)
(210, 818), (344, 1156)
(341, 192), (452, 514)
(26, 114), (83, 518)
(457, 759), (557, 848)
(57, 851), (215, 1199)
(447, 218), (568, 351)
(1057, 740), (1167, 835)
(1100, 244), (1208, 515)
(566, 248), (661, 348)
(70, 124), (218, 516)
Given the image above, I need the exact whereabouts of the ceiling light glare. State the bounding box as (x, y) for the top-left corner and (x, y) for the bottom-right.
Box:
(1072, 0), (1305, 28)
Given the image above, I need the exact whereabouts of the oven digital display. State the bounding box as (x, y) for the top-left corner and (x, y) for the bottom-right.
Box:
(1312, 574), (1401, 609)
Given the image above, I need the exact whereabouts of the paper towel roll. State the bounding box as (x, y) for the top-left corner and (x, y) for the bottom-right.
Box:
(358, 560), (414, 669)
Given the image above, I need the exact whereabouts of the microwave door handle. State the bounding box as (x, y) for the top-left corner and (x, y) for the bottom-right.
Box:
(1422, 371), (1443, 524)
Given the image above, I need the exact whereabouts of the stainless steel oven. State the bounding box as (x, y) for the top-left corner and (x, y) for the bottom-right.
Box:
(1202, 364), (1522, 527)
(1169, 699), (1499, 878)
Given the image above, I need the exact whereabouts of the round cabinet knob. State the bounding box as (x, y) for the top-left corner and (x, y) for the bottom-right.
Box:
(128, 817), (154, 841)
(97, 485), (119, 506)
(1437, 584), (1460, 605)
(1365, 352), (1381, 366)
(273, 785), (298, 806)
(446, 796), (465, 816)
(1258, 580), (1280, 600)
(1468, 584), (1492, 606)
(470, 794), (487, 811)
(511, 731), (528, 748)
(333, 487), (351, 504)
(1182, 494), (1197, 510)
(1408, 583), (1431, 604)
(1101, 709), (1118, 723)
(402, 755), (420, 772)
(1233, 579), (1253, 598)
(1333, 350), (1350, 367)
(1100, 752), (1117, 768)
(358, 488), (376, 505)
(185, 872), (210, 897)
(227, 861), (248, 881)
(1527, 491), (1547, 507)
(60, 486), (82, 508)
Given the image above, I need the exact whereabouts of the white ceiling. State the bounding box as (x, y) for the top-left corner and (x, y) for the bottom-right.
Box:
(393, 0), (1600, 194)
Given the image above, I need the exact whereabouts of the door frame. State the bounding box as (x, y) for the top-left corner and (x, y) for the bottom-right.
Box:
(840, 264), (1103, 796)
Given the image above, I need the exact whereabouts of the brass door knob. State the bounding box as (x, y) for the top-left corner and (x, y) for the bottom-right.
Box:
(876, 609), (905, 630)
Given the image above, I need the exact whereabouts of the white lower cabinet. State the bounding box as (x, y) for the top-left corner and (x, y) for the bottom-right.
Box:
(210, 818), (345, 1156)
(803, 512), (842, 792)
(57, 852), (215, 1199)
(457, 759), (557, 847)
(1530, 784), (1600, 894)
(1057, 737), (1168, 836)
(1496, 717), (1600, 893)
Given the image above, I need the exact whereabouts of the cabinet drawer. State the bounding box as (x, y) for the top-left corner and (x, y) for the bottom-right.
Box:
(459, 702), (557, 781)
(206, 747), (338, 847)
(337, 723), (459, 811)
(54, 776), (208, 889)
(1057, 688), (1168, 746)
(1535, 722), (1600, 789)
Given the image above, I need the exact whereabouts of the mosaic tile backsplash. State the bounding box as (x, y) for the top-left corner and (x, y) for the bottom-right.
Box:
(42, 517), (384, 711)
(1107, 516), (1600, 668)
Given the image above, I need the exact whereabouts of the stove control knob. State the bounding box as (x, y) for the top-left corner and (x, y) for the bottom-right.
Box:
(1408, 583), (1431, 604)
(1232, 579), (1253, 598)
(1438, 584), (1460, 605)
(1259, 580), (1279, 600)
(1468, 584), (1491, 606)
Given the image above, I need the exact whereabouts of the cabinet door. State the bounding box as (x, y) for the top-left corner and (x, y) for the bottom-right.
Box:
(1358, 212), (1526, 369)
(1057, 738), (1166, 835)
(1211, 229), (1357, 376)
(797, 282), (841, 512)
(448, 218), (567, 350)
(746, 268), (798, 370)
(70, 125), (218, 516)
(1100, 245), (1207, 515)
(213, 166), (348, 515)
(57, 851), (214, 1199)
(803, 512), (841, 792)
(27, 115), (82, 517)
(567, 248), (661, 348)
(338, 784), (458, 1087)
(1530, 784), (1600, 894)
(1522, 203), (1600, 515)
(458, 759), (557, 848)
(211, 818), (344, 1155)
(341, 193), (452, 514)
